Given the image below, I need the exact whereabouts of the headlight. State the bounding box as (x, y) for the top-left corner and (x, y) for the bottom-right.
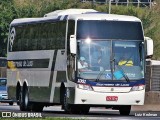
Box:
(77, 84), (93, 91)
(130, 84), (145, 91)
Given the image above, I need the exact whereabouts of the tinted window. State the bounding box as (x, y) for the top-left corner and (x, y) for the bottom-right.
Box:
(77, 20), (144, 40)
(10, 21), (66, 51)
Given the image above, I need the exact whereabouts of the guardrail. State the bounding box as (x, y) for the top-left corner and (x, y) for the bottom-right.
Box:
(81, 0), (154, 8)
(145, 60), (160, 92)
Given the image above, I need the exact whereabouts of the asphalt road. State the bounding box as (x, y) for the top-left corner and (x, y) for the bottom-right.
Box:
(0, 103), (160, 120)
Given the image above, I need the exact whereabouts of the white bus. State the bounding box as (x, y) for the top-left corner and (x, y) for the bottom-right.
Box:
(7, 9), (153, 115)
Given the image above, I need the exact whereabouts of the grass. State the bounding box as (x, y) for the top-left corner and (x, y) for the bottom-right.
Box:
(0, 118), (83, 120)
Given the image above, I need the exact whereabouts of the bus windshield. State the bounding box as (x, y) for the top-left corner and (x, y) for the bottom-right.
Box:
(77, 40), (144, 81)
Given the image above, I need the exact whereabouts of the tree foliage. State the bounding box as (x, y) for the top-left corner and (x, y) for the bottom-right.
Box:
(0, 0), (160, 59)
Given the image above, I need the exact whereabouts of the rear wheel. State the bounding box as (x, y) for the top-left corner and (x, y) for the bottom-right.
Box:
(9, 102), (13, 105)
(16, 85), (21, 105)
(19, 86), (31, 111)
(119, 105), (131, 115)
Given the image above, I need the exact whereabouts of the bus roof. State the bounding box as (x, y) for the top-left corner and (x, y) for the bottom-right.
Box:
(68, 13), (141, 22)
(44, 9), (98, 17)
(10, 9), (141, 26)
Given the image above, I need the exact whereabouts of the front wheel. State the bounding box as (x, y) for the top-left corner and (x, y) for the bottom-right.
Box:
(76, 106), (90, 114)
(62, 88), (71, 113)
(32, 103), (44, 112)
(119, 105), (131, 115)
(62, 87), (90, 114)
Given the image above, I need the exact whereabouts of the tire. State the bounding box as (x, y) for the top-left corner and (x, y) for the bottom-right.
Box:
(62, 88), (90, 114)
(79, 106), (90, 114)
(19, 87), (30, 111)
(71, 105), (90, 114)
(62, 88), (71, 113)
(32, 103), (44, 112)
(9, 102), (13, 106)
(16, 85), (21, 105)
(119, 105), (131, 115)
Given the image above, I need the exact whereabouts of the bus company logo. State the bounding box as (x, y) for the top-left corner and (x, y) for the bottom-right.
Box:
(9, 27), (16, 51)
(111, 88), (114, 91)
(2, 112), (12, 118)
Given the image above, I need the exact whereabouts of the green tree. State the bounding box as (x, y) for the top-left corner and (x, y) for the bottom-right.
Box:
(0, 0), (17, 56)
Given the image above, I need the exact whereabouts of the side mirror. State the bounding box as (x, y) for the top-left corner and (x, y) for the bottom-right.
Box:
(145, 37), (153, 58)
(70, 35), (77, 54)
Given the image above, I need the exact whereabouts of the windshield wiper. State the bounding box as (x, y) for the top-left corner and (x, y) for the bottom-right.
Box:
(110, 55), (130, 82)
(115, 60), (130, 83)
(96, 69), (106, 82)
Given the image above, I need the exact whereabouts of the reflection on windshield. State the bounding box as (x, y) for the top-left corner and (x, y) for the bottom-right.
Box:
(78, 40), (111, 71)
(77, 40), (144, 81)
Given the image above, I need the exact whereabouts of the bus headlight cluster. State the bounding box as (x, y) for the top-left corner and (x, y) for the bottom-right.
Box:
(130, 84), (145, 91)
(77, 84), (93, 91)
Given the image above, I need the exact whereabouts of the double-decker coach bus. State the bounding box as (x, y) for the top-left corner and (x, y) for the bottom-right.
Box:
(7, 9), (153, 115)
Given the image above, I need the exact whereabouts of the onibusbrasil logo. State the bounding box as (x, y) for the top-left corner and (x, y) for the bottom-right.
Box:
(1, 112), (42, 118)
(9, 27), (16, 51)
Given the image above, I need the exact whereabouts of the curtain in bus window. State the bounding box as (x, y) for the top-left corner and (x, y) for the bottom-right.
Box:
(38, 23), (47, 50)
(57, 21), (65, 49)
(21, 25), (30, 51)
(47, 23), (53, 50)
(49, 22), (57, 50)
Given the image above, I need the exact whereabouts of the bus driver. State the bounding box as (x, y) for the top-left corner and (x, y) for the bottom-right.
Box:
(78, 57), (89, 71)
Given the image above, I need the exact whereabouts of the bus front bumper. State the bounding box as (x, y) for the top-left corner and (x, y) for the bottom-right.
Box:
(74, 87), (145, 105)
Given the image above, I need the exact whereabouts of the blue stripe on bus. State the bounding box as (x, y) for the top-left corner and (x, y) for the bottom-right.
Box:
(83, 12), (108, 14)
(49, 50), (58, 87)
(63, 15), (68, 20)
(77, 78), (145, 87)
(11, 18), (61, 26)
(57, 16), (61, 20)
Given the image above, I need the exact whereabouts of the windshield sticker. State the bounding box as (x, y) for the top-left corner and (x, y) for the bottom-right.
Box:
(126, 73), (136, 77)
(105, 74), (112, 79)
(113, 70), (124, 80)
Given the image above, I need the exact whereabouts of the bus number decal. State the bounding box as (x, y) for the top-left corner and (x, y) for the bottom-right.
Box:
(9, 27), (16, 51)
(78, 79), (86, 84)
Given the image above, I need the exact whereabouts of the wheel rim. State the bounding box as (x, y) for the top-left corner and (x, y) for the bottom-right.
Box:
(24, 89), (29, 108)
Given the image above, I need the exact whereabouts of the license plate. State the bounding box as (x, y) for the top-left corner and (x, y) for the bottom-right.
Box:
(106, 96), (118, 101)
